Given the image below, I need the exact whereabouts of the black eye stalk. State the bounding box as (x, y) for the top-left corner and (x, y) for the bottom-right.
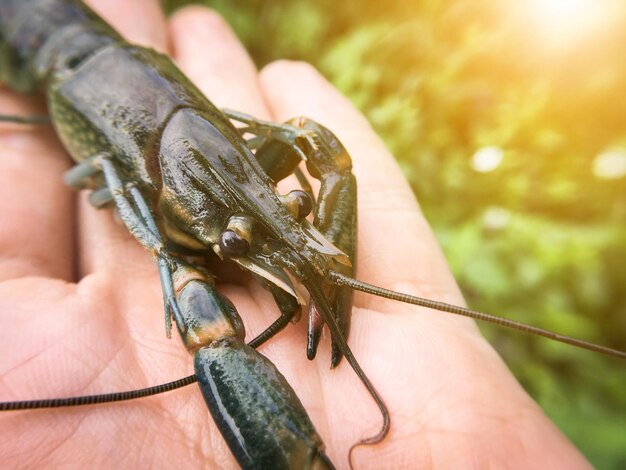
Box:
(219, 216), (252, 258)
(218, 189), (312, 259)
(219, 230), (249, 257)
(281, 190), (313, 220)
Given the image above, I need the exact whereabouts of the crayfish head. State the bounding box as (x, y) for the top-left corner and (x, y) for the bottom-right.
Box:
(211, 211), (354, 366)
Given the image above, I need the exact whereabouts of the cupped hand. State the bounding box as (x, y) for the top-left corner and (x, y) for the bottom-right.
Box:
(0, 1), (590, 468)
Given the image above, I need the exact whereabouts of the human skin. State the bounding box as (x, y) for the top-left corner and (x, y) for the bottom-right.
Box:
(0, 0), (591, 468)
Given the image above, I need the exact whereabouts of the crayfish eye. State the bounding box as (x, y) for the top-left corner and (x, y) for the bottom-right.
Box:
(282, 190), (313, 220)
(219, 230), (250, 258)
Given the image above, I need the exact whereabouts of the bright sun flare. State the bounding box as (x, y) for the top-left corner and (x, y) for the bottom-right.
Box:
(537, 0), (596, 19)
(528, 0), (609, 46)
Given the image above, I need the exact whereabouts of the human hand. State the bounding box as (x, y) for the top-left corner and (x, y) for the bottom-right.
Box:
(0, 0), (590, 468)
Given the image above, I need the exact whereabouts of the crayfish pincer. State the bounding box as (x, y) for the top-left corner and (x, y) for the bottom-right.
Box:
(176, 262), (334, 469)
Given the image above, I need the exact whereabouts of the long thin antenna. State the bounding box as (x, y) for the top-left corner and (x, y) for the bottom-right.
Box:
(303, 267), (390, 468)
(329, 271), (626, 361)
(0, 114), (49, 124)
(0, 375), (197, 411)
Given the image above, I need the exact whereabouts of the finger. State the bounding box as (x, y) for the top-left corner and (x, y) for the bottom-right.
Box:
(259, 62), (464, 311)
(86, 0), (168, 52)
(167, 9), (295, 336)
(78, 0), (169, 278)
(74, 1), (179, 389)
(170, 10), (309, 200)
(169, 7), (269, 117)
(0, 90), (73, 280)
(168, 9), (334, 457)
(257, 64), (580, 470)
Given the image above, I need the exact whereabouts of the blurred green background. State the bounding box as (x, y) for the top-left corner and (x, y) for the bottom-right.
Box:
(164, 0), (626, 466)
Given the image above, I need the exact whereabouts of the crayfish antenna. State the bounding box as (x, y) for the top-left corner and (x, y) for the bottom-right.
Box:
(347, 425), (388, 470)
(0, 114), (50, 124)
(0, 375), (197, 411)
(328, 271), (626, 361)
(301, 263), (391, 467)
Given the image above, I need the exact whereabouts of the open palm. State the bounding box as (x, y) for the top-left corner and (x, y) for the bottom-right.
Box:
(0, 1), (589, 468)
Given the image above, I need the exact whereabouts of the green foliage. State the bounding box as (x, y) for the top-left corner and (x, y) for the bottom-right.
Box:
(164, 1), (626, 466)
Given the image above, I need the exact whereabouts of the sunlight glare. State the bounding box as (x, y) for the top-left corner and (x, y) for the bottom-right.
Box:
(527, 0), (610, 46)
(483, 207), (511, 230)
(593, 150), (626, 179)
(471, 147), (504, 173)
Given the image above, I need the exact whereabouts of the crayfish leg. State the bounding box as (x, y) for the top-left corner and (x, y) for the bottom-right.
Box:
(92, 155), (186, 337)
(247, 271), (302, 349)
(63, 155), (103, 189)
